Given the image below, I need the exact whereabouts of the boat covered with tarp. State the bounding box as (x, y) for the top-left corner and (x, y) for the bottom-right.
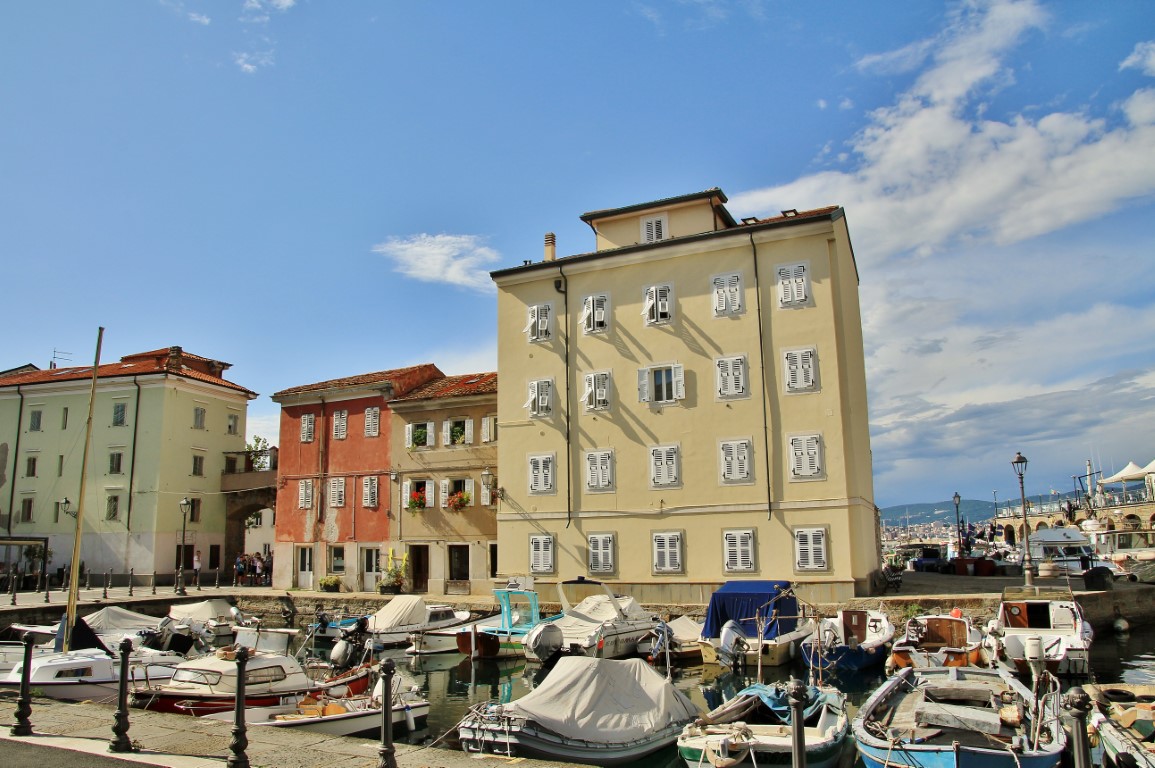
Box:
(698, 581), (815, 667)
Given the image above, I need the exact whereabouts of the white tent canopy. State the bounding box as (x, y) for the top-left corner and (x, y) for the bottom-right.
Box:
(1142, 458), (1155, 475)
(1102, 461), (1147, 484)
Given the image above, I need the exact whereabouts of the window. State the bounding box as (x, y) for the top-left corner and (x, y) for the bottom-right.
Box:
(583, 449), (615, 492)
(329, 546), (345, 573)
(225, 456), (238, 474)
(530, 534), (554, 573)
(364, 407), (380, 437)
(402, 479), (435, 509)
(25, 456), (37, 478)
(300, 412), (315, 443)
(442, 417), (473, 446)
(61, 407), (68, 430)
(789, 434), (824, 479)
(405, 420), (436, 449)
(29, 409), (42, 432)
(362, 476), (379, 507)
(580, 294), (609, 334)
(638, 364), (684, 404)
(112, 402), (127, 427)
(715, 355), (748, 399)
(649, 445), (680, 488)
(189, 498), (202, 523)
(795, 527), (829, 571)
(193, 406), (206, 430)
(524, 303), (553, 342)
(642, 284), (673, 325)
(329, 477), (346, 507)
(720, 439), (753, 484)
(784, 348), (819, 393)
(53, 500), (62, 523)
(588, 533), (615, 573)
(19, 498), (33, 523)
(192, 454), (205, 477)
(57, 455), (63, 477)
(528, 453), (556, 494)
(106, 495), (120, 521)
(652, 532), (683, 573)
(724, 529), (755, 572)
(777, 262), (810, 308)
(712, 273), (744, 316)
(524, 379), (553, 417)
(109, 452), (123, 475)
(480, 414), (498, 443)
(641, 213), (668, 243)
(333, 410), (348, 440)
(298, 479), (314, 509)
(582, 371), (611, 411)
(448, 544), (470, 580)
(227, 413), (240, 435)
(246, 666), (287, 685)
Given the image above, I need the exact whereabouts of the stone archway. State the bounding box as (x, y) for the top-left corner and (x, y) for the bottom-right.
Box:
(223, 486), (276, 582)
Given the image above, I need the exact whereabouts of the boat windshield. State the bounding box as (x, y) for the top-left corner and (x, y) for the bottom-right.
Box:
(171, 668), (223, 685)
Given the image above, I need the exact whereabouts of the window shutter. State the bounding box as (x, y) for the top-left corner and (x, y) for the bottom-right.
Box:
(464, 418), (474, 444)
(523, 305), (538, 334)
(727, 274), (742, 313)
(713, 276), (728, 314)
(637, 368), (651, 403)
(672, 365), (685, 400)
(440, 479), (450, 507)
(733, 357), (746, 395)
(582, 374), (595, 409)
(537, 304), (551, 339)
(579, 297), (592, 328)
(365, 407), (379, 437)
(716, 358), (731, 397)
(481, 415), (491, 443)
(402, 480), (411, 505)
(779, 263), (808, 306)
(299, 480), (308, 509)
(656, 285), (671, 321)
(642, 286), (656, 319)
(650, 447), (663, 485)
(465, 478), (475, 502)
(796, 528), (828, 570)
(542, 455), (554, 491)
(799, 349), (815, 389)
(300, 413), (314, 443)
(537, 380), (552, 414)
(363, 476), (377, 507)
(426, 421), (436, 443)
(441, 421), (451, 447)
(524, 380), (538, 410)
(594, 372), (610, 408)
(791, 435), (823, 477)
(529, 456), (542, 493)
(333, 410), (347, 440)
(735, 440), (750, 480)
(721, 441), (735, 481)
(725, 530), (754, 571)
(593, 295), (606, 328)
(654, 533), (682, 572)
(531, 535), (554, 572)
(665, 446), (679, 485)
(405, 423), (413, 448)
(585, 452), (598, 489)
(425, 480), (435, 507)
(589, 534), (614, 573)
(600, 450), (613, 489)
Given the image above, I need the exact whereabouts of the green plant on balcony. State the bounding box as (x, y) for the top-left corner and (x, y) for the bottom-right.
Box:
(450, 424), (466, 445)
(446, 491), (471, 512)
(411, 426), (428, 449)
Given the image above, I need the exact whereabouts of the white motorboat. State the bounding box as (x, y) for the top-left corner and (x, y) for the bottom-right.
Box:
(456, 585), (561, 659)
(364, 595), (470, 647)
(801, 608), (895, 673)
(1028, 527), (1126, 578)
(0, 643), (186, 701)
(458, 656), (700, 765)
(168, 597), (254, 646)
(1091, 526), (1155, 582)
(698, 581), (816, 668)
(639, 615), (705, 664)
(521, 577), (659, 662)
(982, 586), (1093, 677)
(405, 611), (501, 655)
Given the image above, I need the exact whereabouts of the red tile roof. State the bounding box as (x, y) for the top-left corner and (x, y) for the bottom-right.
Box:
(390, 372), (498, 402)
(273, 363), (443, 398)
(752, 205), (841, 225)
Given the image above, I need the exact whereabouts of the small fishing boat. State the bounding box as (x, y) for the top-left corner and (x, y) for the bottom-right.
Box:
(677, 681), (850, 768)
(886, 610), (988, 673)
(698, 581), (816, 668)
(801, 608), (894, 673)
(202, 670), (429, 737)
(853, 665), (1065, 768)
(363, 595), (471, 647)
(639, 616), (705, 664)
(406, 611), (501, 655)
(456, 584), (560, 659)
(1091, 527), (1155, 583)
(0, 643), (186, 701)
(457, 656), (700, 765)
(982, 586), (1093, 677)
(1084, 683), (1155, 768)
(522, 578), (658, 662)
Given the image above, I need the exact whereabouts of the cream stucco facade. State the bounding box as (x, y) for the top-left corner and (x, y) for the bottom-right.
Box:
(492, 190), (878, 604)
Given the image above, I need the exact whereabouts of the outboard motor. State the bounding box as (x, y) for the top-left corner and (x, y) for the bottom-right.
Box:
(1024, 635), (1045, 688)
(525, 622), (564, 662)
(717, 619), (748, 673)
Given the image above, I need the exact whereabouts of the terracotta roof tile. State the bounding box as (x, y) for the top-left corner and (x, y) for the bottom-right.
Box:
(391, 372), (498, 402)
(0, 351), (255, 397)
(273, 363), (443, 398)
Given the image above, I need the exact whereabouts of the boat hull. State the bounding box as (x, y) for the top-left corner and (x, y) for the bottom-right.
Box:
(456, 628), (526, 659)
(206, 700), (429, 737)
(459, 718), (683, 766)
(802, 641), (888, 672)
(678, 724), (848, 768)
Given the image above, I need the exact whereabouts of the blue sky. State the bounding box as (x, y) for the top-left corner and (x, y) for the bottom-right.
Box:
(3, 1), (1154, 509)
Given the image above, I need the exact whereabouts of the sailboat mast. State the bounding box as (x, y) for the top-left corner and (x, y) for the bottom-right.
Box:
(63, 327), (103, 653)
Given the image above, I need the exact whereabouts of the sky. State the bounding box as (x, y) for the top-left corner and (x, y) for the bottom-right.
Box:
(3, 0), (1154, 510)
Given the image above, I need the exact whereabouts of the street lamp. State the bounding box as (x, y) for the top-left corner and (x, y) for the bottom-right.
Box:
(1012, 452), (1033, 587)
(952, 492), (963, 557)
(480, 468), (504, 502)
(176, 497), (192, 596)
(61, 497), (74, 518)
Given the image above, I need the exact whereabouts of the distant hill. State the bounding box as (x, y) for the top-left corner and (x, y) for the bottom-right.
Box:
(880, 492), (1080, 528)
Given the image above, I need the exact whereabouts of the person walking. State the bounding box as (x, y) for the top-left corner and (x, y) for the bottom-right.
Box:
(193, 550), (202, 587)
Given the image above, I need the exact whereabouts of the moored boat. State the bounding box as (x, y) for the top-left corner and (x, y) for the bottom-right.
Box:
(456, 584), (561, 659)
(521, 577), (658, 662)
(886, 611), (988, 673)
(1085, 683), (1155, 768)
(364, 595), (471, 647)
(982, 586), (1093, 677)
(697, 581), (816, 668)
(640, 615), (705, 664)
(801, 608), (894, 673)
(0, 644), (186, 701)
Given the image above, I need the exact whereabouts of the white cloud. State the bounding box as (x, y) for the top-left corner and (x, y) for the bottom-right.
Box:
(839, 98), (854, 110)
(1121, 41), (1155, 76)
(816, 99), (828, 110)
(371, 234), (500, 293)
(233, 50), (273, 74)
(188, 12), (210, 25)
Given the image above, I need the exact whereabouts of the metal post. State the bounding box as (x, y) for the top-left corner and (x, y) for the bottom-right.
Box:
(1063, 687), (1092, 768)
(8, 575), (15, 606)
(377, 660), (397, 768)
(214, 569), (220, 589)
(1013, 452), (1034, 587)
(10, 633), (35, 735)
(227, 647), (250, 768)
(788, 678), (807, 768)
(103, 569), (110, 599)
(60, 566), (68, 593)
(128, 568), (134, 597)
(43, 580), (50, 604)
(86, 568), (92, 590)
(34, 571), (42, 593)
(151, 571), (157, 595)
(195, 566), (201, 591)
(109, 637), (134, 752)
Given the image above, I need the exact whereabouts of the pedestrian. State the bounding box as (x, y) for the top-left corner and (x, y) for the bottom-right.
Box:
(234, 554), (245, 586)
(263, 553), (273, 585)
(193, 550), (202, 583)
(253, 554), (263, 586)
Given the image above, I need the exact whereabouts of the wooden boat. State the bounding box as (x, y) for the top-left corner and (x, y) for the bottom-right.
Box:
(853, 665), (1066, 768)
(130, 626), (372, 715)
(981, 586), (1093, 677)
(639, 616), (705, 664)
(677, 682), (850, 768)
(202, 672), (429, 737)
(457, 656), (700, 765)
(698, 581), (816, 668)
(801, 608), (894, 673)
(886, 611), (988, 673)
(1084, 683), (1155, 768)
(456, 585), (560, 659)
(521, 578), (658, 662)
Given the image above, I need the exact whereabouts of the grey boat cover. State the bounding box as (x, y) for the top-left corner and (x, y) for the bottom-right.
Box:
(499, 656), (699, 741)
(367, 595), (429, 632)
(666, 615), (705, 644)
(82, 606), (162, 632)
(169, 598), (237, 623)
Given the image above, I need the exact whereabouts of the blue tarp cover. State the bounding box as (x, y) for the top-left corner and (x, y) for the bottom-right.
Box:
(733, 683), (833, 723)
(701, 580), (798, 640)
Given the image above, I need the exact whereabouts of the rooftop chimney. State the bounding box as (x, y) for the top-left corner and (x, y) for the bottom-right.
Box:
(544, 232), (556, 262)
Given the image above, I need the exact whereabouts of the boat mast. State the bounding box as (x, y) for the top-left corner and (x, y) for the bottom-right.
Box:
(63, 327), (103, 653)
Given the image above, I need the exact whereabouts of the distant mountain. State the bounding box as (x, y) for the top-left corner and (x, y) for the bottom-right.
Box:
(880, 492), (1080, 528)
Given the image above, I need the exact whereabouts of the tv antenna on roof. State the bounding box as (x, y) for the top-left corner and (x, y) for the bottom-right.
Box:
(50, 349), (73, 370)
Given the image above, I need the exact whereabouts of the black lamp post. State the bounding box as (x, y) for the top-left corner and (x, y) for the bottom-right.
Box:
(176, 497), (192, 596)
(952, 492), (963, 557)
(1012, 452), (1033, 587)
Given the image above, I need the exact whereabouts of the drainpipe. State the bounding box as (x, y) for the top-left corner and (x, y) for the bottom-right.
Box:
(4, 385), (25, 576)
(126, 377), (141, 534)
(554, 262), (571, 527)
(749, 232), (774, 520)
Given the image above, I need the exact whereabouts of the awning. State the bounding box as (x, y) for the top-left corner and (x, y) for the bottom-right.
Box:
(1102, 461), (1147, 484)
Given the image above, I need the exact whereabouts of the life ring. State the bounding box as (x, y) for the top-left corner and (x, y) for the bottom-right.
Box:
(704, 736), (752, 768)
(867, 618), (882, 634)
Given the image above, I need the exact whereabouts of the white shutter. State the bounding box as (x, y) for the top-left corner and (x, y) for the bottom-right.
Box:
(714, 273), (742, 314)
(589, 534), (614, 573)
(665, 446), (679, 485)
(796, 528), (828, 570)
(637, 368), (651, 403)
(536, 304), (551, 339)
(300, 413), (314, 443)
(724, 530), (755, 572)
(465, 478), (475, 504)
(672, 365), (685, 400)
(779, 263), (808, 306)
(790, 435), (823, 478)
(523, 305), (538, 334)
(713, 276), (728, 315)
(721, 441), (736, 482)
(579, 296), (592, 328)
(656, 285), (671, 321)
(732, 357), (746, 395)
(481, 415), (491, 443)
(529, 456), (542, 493)
(600, 450), (613, 489)
(464, 418), (474, 444)
(784, 350), (802, 391)
(401, 480), (411, 507)
(524, 380), (538, 410)
(650, 447), (664, 486)
(363, 476), (378, 507)
(424, 480), (435, 508)
(441, 421), (451, 446)
(593, 295), (607, 330)
(642, 286), (656, 318)
(585, 452), (599, 489)
(734, 440), (750, 480)
(329, 477), (344, 507)
(594, 372), (610, 409)
(717, 358), (732, 397)
(582, 374), (595, 409)
(405, 423), (413, 449)
(333, 410), (347, 440)
(365, 407), (380, 437)
(653, 533), (682, 572)
(298, 480), (308, 509)
(426, 421), (436, 443)
(541, 455), (554, 491)
(537, 380), (552, 415)
(530, 535), (554, 572)
(440, 479), (450, 507)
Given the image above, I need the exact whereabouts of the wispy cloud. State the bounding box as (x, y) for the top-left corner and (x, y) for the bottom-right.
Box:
(371, 234), (501, 293)
(233, 49), (274, 74)
(188, 12), (210, 25)
(1122, 40), (1155, 76)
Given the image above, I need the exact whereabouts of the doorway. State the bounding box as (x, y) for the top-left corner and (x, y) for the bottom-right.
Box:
(410, 545), (429, 593)
(296, 545), (314, 590)
(361, 546), (381, 592)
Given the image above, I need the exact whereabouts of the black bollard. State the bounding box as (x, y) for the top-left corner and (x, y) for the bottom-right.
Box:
(214, 569), (220, 589)
(128, 568), (134, 597)
(151, 571), (157, 595)
(43, 582), (50, 604)
(1063, 686), (1092, 768)
(60, 567), (68, 593)
(34, 571), (42, 593)
(788, 678), (808, 768)
(8, 575), (15, 606)
(377, 659), (398, 768)
(227, 647), (250, 768)
(109, 637), (134, 752)
(10, 633), (35, 736)
(86, 569), (92, 590)
(103, 570), (111, 599)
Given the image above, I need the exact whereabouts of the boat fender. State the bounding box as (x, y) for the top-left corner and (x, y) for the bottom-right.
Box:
(704, 736), (751, 768)
(404, 703), (416, 732)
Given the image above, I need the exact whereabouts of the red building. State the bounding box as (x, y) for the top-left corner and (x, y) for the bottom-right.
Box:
(270, 364), (442, 590)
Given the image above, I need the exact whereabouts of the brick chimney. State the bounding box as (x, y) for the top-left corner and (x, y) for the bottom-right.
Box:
(165, 346), (183, 372)
(544, 232), (556, 262)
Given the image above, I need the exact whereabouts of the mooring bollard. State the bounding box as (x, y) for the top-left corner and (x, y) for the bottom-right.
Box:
(109, 637), (134, 752)
(227, 647), (250, 768)
(789, 678), (808, 768)
(151, 571), (157, 595)
(214, 569), (220, 589)
(103, 569), (111, 599)
(10, 633), (35, 736)
(86, 569), (92, 590)
(195, 568), (201, 592)
(377, 659), (398, 768)
(1063, 686), (1092, 768)
(60, 567), (68, 593)
(128, 568), (134, 597)
(34, 571), (42, 593)
(43, 581), (50, 604)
